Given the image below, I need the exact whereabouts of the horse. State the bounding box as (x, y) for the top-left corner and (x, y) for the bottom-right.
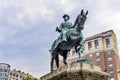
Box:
(50, 10), (88, 71)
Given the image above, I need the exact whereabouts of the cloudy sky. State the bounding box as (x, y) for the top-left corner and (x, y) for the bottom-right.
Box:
(0, 0), (120, 78)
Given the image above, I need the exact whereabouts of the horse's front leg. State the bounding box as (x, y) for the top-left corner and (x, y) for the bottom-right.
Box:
(75, 32), (83, 53)
(75, 45), (83, 60)
(75, 37), (83, 60)
(75, 43), (82, 54)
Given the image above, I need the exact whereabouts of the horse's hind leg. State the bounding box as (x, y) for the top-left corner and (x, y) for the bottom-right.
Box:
(51, 56), (54, 71)
(55, 53), (59, 68)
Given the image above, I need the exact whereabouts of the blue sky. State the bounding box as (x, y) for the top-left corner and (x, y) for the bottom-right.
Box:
(0, 0), (120, 78)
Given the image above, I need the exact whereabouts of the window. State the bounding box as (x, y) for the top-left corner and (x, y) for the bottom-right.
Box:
(5, 73), (8, 77)
(88, 41), (92, 50)
(88, 54), (93, 58)
(13, 73), (15, 76)
(0, 73), (2, 76)
(94, 40), (99, 49)
(4, 69), (7, 72)
(96, 58), (100, 62)
(96, 52), (100, 56)
(3, 78), (8, 80)
(20, 75), (22, 78)
(109, 71), (114, 76)
(0, 78), (7, 80)
(0, 73), (8, 77)
(16, 74), (18, 77)
(10, 73), (12, 76)
(108, 64), (113, 69)
(0, 69), (3, 72)
(106, 38), (110, 48)
(110, 78), (114, 80)
(108, 57), (112, 62)
(107, 51), (112, 55)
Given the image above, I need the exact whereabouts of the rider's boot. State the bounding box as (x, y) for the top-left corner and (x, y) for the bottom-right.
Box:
(62, 34), (67, 42)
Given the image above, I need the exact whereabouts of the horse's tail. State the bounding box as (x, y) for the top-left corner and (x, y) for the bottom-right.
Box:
(51, 39), (58, 52)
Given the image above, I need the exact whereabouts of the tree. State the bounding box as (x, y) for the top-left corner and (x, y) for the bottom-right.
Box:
(23, 77), (38, 80)
(33, 78), (38, 80)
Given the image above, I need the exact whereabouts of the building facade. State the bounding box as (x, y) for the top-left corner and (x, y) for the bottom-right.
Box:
(58, 30), (120, 80)
(0, 63), (33, 80)
(82, 30), (120, 80)
(9, 69), (33, 80)
(0, 63), (10, 80)
(117, 69), (120, 80)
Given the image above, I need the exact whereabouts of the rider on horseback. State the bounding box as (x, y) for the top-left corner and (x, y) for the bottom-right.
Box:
(56, 14), (73, 42)
(51, 10), (88, 71)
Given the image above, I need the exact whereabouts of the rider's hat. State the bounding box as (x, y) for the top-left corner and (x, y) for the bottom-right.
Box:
(63, 14), (70, 20)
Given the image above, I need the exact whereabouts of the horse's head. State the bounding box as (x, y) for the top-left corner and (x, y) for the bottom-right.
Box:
(79, 9), (88, 25)
(74, 10), (88, 32)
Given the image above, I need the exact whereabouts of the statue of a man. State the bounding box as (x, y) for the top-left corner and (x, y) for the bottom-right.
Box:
(56, 14), (72, 41)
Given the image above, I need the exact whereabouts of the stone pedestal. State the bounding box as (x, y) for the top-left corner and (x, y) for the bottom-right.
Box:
(40, 61), (110, 80)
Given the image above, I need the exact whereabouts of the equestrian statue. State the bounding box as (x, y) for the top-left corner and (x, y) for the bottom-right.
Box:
(50, 10), (88, 71)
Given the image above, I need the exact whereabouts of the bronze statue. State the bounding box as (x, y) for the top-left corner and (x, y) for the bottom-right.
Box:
(50, 10), (88, 71)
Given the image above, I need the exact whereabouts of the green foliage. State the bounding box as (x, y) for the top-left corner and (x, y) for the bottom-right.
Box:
(23, 77), (38, 80)
(33, 78), (38, 80)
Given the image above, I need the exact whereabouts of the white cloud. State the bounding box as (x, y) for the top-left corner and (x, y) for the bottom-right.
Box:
(54, 0), (81, 13)
(0, 0), (55, 27)
(0, 26), (17, 43)
(21, 0), (54, 22)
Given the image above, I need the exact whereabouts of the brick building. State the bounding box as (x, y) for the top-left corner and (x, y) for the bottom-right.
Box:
(58, 30), (120, 80)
